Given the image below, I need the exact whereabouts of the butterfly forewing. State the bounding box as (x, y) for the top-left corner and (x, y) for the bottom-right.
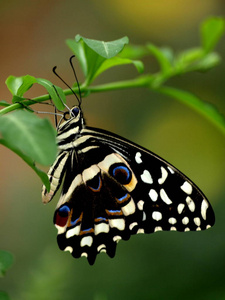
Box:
(42, 107), (215, 265)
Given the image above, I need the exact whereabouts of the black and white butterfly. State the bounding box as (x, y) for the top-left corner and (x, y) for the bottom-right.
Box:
(42, 61), (215, 265)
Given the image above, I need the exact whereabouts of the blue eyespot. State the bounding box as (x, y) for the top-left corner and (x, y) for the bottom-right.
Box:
(111, 164), (132, 184)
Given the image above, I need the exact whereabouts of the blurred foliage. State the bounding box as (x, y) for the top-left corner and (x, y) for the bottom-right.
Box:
(0, 13), (225, 300)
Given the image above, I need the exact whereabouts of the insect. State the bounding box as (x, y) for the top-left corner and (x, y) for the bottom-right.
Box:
(42, 57), (215, 265)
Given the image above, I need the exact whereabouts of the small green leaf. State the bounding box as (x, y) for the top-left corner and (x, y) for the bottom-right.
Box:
(67, 35), (130, 84)
(119, 44), (149, 59)
(176, 48), (203, 69)
(193, 52), (221, 72)
(6, 75), (36, 98)
(201, 17), (225, 53)
(0, 101), (10, 107)
(94, 57), (144, 80)
(147, 44), (173, 74)
(0, 250), (13, 277)
(66, 39), (88, 77)
(0, 110), (57, 166)
(157, 86), (225, 135)
(75, 35), (129, 59)
(36, 78), (66, 111)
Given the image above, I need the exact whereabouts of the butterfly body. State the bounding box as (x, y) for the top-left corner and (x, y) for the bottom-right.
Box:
(42, 105), (215, 265)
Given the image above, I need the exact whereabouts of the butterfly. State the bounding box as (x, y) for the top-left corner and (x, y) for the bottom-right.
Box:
(41, 101), (215, 265)
(42, 58), (215, 265)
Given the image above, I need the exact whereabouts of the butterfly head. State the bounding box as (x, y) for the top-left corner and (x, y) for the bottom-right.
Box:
(57, 105), (85, 134)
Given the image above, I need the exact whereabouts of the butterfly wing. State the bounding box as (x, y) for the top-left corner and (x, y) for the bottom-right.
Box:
(84, 127), (215, 232)
(44, 126), (215, 265)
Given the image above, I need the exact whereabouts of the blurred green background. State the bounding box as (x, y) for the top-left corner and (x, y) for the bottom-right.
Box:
(1, 1), (225, 299)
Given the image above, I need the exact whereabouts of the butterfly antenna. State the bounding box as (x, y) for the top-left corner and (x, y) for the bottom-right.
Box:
(69, 55), (82, 106)
(53, 65), (80, 106)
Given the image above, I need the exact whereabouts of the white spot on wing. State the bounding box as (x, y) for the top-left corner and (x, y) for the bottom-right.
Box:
(137, 228), (144, 234)
(122, 199), (136, 216)
(141, 170), (153, 184)
(129, 222), (138, 230)
(177, 203), (185, 214)
(194, 217), (201, 227)
(186, 196), (195, 212)
(154, 226), (162, 232)
(113, 236), (122, 243)
(66, 225), (81, 238)
(137, 200), (144, 210)
(135, 152), (142, 164)
(97, 244), (106, 252)
(201, 199), (209, 220)
(149, 189), (158, 201)
(168, 217), (177, 225)
(158, 167), (168, 184)
(170, 226), (177, 231)
(160, 189), (172, 205)
(182, 217), (189, 225)
(55, 224), (67, 234)
(167, 166), (175, 174)
(81, 252), (88, 257)
(80, 236), (93, 247)
(94, 223), (109, 235)
(181, 181), (193, 195)
(152, 211), (162, 221)
(109, 218), (125, 230)
(64, 246), (73, 253)
(142, 212), (146, 221)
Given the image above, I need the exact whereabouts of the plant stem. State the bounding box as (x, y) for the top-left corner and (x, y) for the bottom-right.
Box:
(0, 76), (152, 116)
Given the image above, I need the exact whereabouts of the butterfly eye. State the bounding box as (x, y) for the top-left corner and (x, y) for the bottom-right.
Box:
(71, 106), (80, 117)
(54, 205), (70, 227)
(111, 164), (132, 184)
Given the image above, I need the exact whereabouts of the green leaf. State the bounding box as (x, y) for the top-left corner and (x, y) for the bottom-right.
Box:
(0, 291), (10, 300)
(0, 110), (57, 166)
(193, 52), (221, 72)
(6, 75), (36, 98)
(94, 57), (144, 80)
(0, 101), (10, 107)
(175, 48), (203, 69)
(36, 78), (66, 111)
(75, 35), (129, 59)
(201, 17), (225, 53)
(175, 48), (221, 72)
(66, 39), (88, 77)
(0, 250), (13, 277)
(147, 44), (173, 74)
(119, 44), (149, 60)
(157, 86), (225, 135)
(67, 35), (130, 84)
